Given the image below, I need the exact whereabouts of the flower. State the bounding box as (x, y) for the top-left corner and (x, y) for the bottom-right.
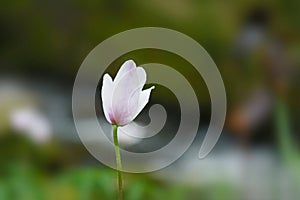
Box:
(9, 107), (52, 143)
(101, 60), (154, 126)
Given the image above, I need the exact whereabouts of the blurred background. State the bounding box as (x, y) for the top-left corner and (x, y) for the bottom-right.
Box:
(1, 0), (300, 199)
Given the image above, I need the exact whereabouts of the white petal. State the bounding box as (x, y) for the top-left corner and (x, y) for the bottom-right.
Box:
(130, 86), (155, 121)
(136, 67), (146, 86)
(101, 73), (114, 123)
(111, 67), (143, 126)
(114, 60), (136, 83)
(121, 67), (146, 123)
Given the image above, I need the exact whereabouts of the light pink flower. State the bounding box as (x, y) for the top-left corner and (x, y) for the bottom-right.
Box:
(9, 107), (52, 143)
(101, 60), (154, 126)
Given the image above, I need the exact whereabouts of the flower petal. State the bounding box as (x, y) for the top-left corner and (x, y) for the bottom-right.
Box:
(114, 60), (136, 83)
(101, 73), (114, 123)
(111, 67), (141, 125)
(119, 67), (146, 123)
(130, 86), (155, 121)
(136, 67), (146, 86)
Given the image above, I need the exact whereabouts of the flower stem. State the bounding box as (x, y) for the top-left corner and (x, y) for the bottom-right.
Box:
(113, 124), (123, 200)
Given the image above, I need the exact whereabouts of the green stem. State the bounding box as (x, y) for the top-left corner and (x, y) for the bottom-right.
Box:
(113, 124), (123, 200)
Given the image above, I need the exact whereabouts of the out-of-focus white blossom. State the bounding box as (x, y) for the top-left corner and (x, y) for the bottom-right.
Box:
(9, 107), (52, 143)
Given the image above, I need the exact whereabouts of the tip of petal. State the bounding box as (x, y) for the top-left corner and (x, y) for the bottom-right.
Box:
(103, 73), (112, 81)
(126, 59), (136, 66)
(122, 60), (137, 69)
(145, 85), (155, 91)
(114, 60), (137, 82)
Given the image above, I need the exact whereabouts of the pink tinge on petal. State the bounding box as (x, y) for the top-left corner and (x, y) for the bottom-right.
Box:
(109, 113), (116, 124)
(111, 66), (141, 125)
